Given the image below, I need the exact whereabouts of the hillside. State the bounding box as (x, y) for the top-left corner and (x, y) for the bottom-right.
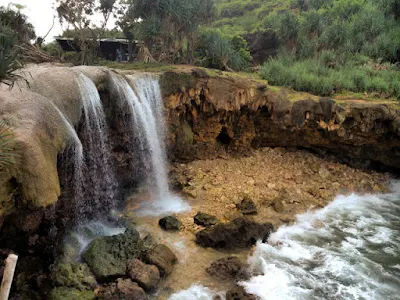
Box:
(209, 0), (400, 100)
(212, 0), (293, 35)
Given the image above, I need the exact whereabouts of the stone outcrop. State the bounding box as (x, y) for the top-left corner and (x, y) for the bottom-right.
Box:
(143, 244), (177, 276)
(97, 279), (147, 300)
(195, 217), (273, 250)
(158, 216), (182, 231)
(0, 65), (399, 299)
(194, 212), (219, 227)
(82, 226), (142, 279)
(206, 256), (247, 281)
(161, 70), (400, 170)
(1, 66), (399, 231)
(127, 259), (160, 291)
(0, 66), (109, 229)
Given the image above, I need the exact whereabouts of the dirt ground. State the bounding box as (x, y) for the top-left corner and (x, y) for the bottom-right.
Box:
(171, 147), (390, 232)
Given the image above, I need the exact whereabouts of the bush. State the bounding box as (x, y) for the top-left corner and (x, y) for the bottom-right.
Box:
(260, 54), (400, 99)
(196, 28), (252, 71)
(0, 24), (24, 87)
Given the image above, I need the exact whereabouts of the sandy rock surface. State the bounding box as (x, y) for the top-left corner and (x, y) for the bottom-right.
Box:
(172, 147), (390, 232)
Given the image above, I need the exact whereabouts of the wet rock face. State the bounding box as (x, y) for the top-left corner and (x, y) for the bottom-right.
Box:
(97, 279), (147, 300)
(195, 217), (273, 250)
(52, 263), (97, 291)
(158, 216), (182, 231)
(226, 286), (257, 300)
(206, 256), (247, 282)
(127, 259), (160, 292)
(49, 287), (95, 300)
(82, 227), (142, 279)
(194, 212), (219, 227)
(143, 244), (177, 276)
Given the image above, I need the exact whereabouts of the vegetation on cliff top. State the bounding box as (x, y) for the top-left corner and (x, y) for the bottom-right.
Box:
(212, 0), (400, 99)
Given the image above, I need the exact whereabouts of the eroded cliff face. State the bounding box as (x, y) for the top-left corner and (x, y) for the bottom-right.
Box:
(1, 66), (399, 234)
(161, 70), (400, 170)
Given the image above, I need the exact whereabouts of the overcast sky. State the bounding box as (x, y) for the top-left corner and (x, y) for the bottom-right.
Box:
(0, 0), (117, 42)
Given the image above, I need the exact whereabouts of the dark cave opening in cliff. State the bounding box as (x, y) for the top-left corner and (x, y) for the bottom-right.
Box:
(217, 127), (232, 146)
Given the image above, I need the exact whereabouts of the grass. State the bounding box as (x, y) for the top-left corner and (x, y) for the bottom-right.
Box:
(260, 55), (400, 100)
(95, 60), (178, 72)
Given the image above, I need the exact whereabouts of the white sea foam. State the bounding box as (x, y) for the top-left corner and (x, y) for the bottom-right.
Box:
(239, 185), (400, 300)
(169, 285), (224, 300)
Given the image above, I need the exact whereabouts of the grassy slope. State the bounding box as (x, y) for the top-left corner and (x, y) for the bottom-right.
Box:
(212, 0), (293, 35)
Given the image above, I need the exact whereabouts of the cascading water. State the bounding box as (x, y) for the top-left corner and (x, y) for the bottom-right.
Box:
(52, 103), (85, 210)
(110, 73), (189, 215)
(76, 73), (117, 220)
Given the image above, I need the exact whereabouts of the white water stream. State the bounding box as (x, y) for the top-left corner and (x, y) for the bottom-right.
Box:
(77, 74), (116, 219)
(110, 73), (189, 216)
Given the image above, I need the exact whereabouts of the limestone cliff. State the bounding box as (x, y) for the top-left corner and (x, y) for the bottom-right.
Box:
(0, 65), (399, 230)
(0, 66), (108, 227)
(161, 70), (400, 170)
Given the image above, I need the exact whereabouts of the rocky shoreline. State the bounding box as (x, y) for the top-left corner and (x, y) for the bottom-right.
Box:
(121, 146), (391, 299)
(0, 65), (397, 299)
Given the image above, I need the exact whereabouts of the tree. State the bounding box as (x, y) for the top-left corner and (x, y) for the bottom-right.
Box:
(196, 29), (251, 71)
(118, 0), (215, 63)
(56, 0), (117, 65)
(0, 24), (24, 87)
(0, 4), (36, 44)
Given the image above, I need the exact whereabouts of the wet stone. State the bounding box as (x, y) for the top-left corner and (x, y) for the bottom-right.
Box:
(158, 216), (182, 231)
(194, 212), (219, 227)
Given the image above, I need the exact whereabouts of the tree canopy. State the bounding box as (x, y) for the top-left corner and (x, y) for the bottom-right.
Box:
(0, 4), (36, 44)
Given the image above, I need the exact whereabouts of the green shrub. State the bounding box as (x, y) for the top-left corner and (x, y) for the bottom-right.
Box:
(0, 24), (24, 87)
(260, 54), (400, 99)
(196, 28), (252, 71)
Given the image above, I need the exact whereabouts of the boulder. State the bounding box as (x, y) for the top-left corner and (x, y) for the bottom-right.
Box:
(97, 279), (147, 300)
(158, 216), (181, 231)
(272, 197), (285, 213)
(195, 217), (273, 250)
(83, 227), (142, 279)
(49, 287), (95, 300)
(226, 286), (257, 300)
(144, 244), (177, 276)
(206, 256), (246, 281)
(127, 259), (160, 291)
(194, 212), (219, 227)
(52, 263), (97, 291)
(236, 197), (258, 215)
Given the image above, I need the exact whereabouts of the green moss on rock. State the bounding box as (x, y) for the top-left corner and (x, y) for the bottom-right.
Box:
(53, 263), (97, 291)
(82, 226), (142, 279)
(160, 71), (196, 97)
(49, 287), (95, 300)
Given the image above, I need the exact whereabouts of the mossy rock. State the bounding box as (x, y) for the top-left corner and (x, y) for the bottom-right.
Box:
(49, 287), (95, 300)
(83, 226), (142, 279)
(59, 233), (82, 263)
(160, 71), (196, 97)
(53, 263), (97, 291)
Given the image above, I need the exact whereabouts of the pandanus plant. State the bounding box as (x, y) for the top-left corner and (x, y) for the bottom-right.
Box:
(0, 25), (19, 170)
(0, 24), (24, 88)
(0, 120), (16, 171)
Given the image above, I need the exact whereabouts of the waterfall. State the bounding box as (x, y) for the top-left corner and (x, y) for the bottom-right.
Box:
(52, 102), (85, 213)
(110, 73), (189, 215)
(76, 74), (117, 220)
